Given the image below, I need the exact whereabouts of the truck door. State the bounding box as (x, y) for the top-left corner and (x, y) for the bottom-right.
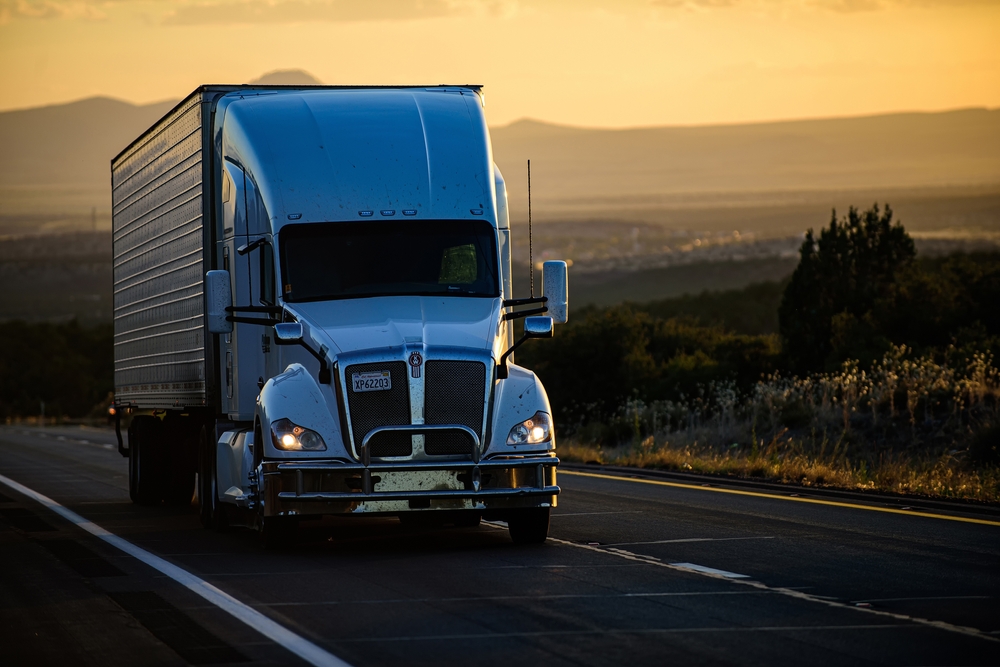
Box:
(244, 173), (279, 385)
(219, 160), (266, 421)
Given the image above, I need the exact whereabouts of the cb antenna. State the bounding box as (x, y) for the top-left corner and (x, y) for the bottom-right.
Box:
(528, 159), (534, 298)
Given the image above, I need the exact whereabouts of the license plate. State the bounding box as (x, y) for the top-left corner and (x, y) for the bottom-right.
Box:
(352, 370), (392, 392)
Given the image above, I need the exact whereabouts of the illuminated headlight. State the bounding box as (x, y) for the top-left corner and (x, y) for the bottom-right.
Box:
(506, 411), (552, 445)
(270, 418), (326, 451)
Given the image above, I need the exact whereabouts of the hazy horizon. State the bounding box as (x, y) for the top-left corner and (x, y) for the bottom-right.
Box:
(2, 79), (996, 134)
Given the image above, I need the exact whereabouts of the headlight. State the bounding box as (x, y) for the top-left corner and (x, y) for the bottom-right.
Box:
(270, 418), (326, 451)
(507, 411), (552, 445)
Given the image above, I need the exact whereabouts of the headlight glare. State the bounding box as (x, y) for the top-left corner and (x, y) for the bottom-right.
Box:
(271, 418), (327, 451)
(507, 411), (552, 445)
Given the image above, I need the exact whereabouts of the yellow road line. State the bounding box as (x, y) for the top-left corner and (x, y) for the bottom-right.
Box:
(560, 470), (1000, 527)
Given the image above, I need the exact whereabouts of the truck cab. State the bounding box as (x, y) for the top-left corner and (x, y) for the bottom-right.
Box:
(113, 85), (567, 546)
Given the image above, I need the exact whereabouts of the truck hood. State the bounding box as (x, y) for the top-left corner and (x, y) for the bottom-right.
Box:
(289, 296), (502, 355)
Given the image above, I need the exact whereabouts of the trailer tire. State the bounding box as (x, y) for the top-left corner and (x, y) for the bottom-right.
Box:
(128, 416), (164, 506)
(507, 508), (550, 544)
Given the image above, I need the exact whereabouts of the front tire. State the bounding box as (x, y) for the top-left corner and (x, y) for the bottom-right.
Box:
(507, 508), (550, 544)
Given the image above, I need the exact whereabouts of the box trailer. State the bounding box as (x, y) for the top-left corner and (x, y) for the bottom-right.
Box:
(111, 85), (568, 545)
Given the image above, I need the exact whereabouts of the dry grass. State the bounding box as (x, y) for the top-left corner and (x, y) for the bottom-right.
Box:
(561, 345), (1000, 503)
(560, 439), (1000, 502)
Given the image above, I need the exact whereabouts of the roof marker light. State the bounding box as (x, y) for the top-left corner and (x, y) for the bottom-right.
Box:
(380, 210), (395, 216)
(287, 213), (302, 220)
(402, 210), (418, 216)
(470, 209), (483, 215)
(358, 210), (374, 217)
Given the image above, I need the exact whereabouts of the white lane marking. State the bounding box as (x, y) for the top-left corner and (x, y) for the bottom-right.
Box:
(543, 536), (999, 645)
(0, 473), (353, 667)
(669, 562), (751, 579)
(262, 590), (767, 607)
(605, 536), (775, 547)
(551, 511), (644, 517)
(338, 624), (914, 643)
(853, 595), (991, 603)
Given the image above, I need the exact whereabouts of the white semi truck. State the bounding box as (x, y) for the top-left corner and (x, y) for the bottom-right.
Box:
(111, 85), (568, 546)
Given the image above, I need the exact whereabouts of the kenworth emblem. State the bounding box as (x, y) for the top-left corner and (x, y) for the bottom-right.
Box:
(408, 351), (423, 378)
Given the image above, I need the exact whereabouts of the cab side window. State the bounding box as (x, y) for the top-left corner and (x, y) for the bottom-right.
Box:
(260, 241), (276, 305)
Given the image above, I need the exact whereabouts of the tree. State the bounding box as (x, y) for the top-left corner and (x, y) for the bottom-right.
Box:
(779, 204), (915, 373)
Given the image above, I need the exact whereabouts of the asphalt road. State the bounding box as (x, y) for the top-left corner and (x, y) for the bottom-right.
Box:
(1, 424), (998, 666)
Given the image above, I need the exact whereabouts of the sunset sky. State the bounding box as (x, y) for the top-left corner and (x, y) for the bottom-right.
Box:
(0, 0), (998, 128)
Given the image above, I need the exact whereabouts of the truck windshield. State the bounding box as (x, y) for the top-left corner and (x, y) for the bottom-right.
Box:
(279, 220), (500, 302)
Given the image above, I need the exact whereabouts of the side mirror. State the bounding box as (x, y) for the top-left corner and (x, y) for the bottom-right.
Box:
(206, 270), (233, 334)
(497, 316), (555, 379)
(523, 316), (553, 338)
(273, 322), (331, 384)
(542, 260), (568, 324)
(273, 322), (304, 344)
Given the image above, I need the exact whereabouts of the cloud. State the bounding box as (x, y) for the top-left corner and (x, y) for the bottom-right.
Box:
(651, 0), (999, 10)
(162, 0), (467, 25)
(810, 0), (1000, 12)
(0, 0), (480, 25)
(651, 0), (737, 7)
(0, 0), (111, 23)
(809, 0), (885, 11)
(0, 0), (994, 26)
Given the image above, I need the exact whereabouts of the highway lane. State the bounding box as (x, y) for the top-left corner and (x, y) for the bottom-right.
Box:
(1, 424), (998, 666)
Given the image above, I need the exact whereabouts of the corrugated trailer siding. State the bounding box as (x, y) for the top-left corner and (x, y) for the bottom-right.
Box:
(112, 94), (209, 408)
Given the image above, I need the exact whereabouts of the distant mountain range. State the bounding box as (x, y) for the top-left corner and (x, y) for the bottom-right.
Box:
(0, 71), (326, 191)
(491, 109), (1000, 208)
(1, 89), (997, 232)
(0, 96), (178, 189)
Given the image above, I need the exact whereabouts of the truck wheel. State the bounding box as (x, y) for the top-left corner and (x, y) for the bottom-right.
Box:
(128, 416), (164, 506)
(507, 508), (550, 544)
(198, 424), (227, 530)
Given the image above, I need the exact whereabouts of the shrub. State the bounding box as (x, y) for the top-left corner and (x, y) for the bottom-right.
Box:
(779, 203), (914, 374)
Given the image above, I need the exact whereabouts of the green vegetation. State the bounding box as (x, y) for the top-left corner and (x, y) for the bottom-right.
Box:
(0, 320), (113, 421)
(522, 204), (1000, 501)
(628, 279), (787, 336)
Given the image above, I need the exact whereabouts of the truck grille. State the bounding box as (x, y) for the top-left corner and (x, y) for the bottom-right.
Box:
(424, 360), (487, 455)
(345, 362), (411, 457)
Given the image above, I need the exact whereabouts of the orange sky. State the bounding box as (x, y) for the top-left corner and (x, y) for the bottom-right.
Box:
(0, 0), (998, 127)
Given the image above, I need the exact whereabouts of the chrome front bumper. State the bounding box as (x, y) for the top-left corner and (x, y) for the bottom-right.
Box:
(260, 454), (559, 517)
